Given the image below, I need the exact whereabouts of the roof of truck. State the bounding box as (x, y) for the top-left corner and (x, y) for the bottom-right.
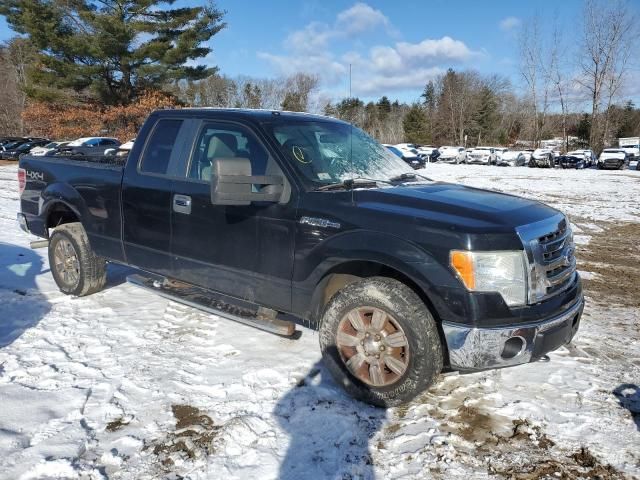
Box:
(152, 107), (344, 124)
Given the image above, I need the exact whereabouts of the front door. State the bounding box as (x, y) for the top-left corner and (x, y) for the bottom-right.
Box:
(170, 120), (297, 312)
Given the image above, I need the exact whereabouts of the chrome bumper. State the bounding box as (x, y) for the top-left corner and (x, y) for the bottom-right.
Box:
(442, 297), (584, 371)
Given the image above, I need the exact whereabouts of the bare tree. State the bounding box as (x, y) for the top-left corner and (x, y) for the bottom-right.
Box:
(546, 24), (571, 151)
(518, 17), (552, 146)
(578, 0), (638, 150)
(281, 73), (319, 112)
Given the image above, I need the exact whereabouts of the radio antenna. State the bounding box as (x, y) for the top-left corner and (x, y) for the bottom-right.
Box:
(349, 63), (352, 98)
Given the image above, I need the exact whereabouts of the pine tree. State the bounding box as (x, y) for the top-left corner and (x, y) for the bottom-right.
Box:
(0, 0), (226, 105)
(403, 104), (429, 144)
(474, 86), (499, 144)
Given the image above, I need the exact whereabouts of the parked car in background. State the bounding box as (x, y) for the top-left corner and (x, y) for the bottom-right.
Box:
(56, 137), (121, 157)
(30, 141), (71, 156)
(494, 148), (509, 163)
(105, 139), (135, 158)
(415, 145), (440, 163)
(597, 149), (628, 170)
(0, 139), (49, 160)
(0, 136), (28, 148)
(618, 137), (639, 164)
(521, 149), (534, 165)
(529, 148), (555, 168)
(466, 146), (498, 165)
(566, 149), (596, 168)
(558, 154), (587, 169)
(438, 146), (466, 164)
(497, 150), (526, 167)
(383, 144), (425, 169)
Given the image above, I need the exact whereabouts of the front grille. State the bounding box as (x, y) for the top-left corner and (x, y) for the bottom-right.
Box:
(536, 220), (576, 298)
(517, 215), (578, 304)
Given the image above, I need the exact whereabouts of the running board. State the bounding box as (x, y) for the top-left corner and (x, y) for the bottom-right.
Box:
(126, 274), (296, 337)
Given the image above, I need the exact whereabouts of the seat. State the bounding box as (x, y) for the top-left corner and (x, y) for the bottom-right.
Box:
(200, 133), (238, 180)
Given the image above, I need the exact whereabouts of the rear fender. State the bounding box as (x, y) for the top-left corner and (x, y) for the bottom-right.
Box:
(40, 182), (90, 232)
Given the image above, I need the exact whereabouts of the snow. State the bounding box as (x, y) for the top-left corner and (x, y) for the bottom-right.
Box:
(1, 163), (639, 479)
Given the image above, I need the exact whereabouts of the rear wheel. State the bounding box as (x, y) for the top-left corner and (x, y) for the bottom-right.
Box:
(319, 277), (443, 407)
(48, 222), (107, 296)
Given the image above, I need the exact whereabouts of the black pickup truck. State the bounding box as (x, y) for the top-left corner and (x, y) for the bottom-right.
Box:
(17, 109), (584, 406)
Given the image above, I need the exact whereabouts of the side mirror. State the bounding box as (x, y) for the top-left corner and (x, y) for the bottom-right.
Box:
(210, 157), (284, 206)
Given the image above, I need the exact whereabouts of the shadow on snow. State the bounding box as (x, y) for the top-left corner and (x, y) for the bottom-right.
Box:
(0, 241), (51, 348)
(275, 360), (386, 480)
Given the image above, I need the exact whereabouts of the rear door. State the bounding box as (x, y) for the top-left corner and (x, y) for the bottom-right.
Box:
(169, 119), (296, 312)
(121, 117), (193, 276)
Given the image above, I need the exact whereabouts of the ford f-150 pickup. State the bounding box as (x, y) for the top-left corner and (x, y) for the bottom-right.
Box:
(17, 109), (584, 406)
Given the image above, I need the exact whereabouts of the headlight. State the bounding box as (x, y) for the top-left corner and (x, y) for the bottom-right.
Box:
(450, 250), (527, 306)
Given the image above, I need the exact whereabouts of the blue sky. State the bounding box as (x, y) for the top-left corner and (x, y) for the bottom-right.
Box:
(1, 0), (638, 105)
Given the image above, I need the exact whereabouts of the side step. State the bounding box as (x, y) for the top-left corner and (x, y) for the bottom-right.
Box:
(127, 274), (297, 337)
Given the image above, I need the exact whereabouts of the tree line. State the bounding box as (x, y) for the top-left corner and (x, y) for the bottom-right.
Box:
(0, 0), (638, 150)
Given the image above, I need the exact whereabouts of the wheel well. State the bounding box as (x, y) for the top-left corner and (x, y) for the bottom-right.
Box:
(310, 260), (449, 364)
(46, 203), (79, 233)
(312, 260), (433, 320)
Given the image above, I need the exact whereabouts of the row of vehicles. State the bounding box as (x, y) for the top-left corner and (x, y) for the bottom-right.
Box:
(384, 142), (639, 171)
(0, 136), (132, 160)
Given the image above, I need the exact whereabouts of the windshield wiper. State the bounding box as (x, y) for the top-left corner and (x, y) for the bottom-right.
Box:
(388, 172), (434, 183)
(314, 178), (380, 191)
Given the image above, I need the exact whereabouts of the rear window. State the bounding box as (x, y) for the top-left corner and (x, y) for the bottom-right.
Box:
(139, 119), (183, 175)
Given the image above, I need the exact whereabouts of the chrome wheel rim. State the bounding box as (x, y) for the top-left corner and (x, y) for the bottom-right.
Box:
(336, 306), (410, 387)
(53, 238), (80, 288)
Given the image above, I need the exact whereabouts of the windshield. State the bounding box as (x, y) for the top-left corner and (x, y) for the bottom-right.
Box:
(263, 119), (410, 187)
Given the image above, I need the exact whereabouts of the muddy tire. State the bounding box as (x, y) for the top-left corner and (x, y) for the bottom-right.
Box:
(48, 222), (107, 296)
(319, 277), (443, 407)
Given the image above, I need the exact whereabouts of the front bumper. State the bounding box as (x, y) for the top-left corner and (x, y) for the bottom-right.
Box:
(442, 295), (584, 371)
(467, 157), (491, 165)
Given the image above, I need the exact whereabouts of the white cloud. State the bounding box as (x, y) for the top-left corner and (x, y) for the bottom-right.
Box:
(259, 2), (481, 97)
(500, 16), (522, 31)
(396, 37), (476, 63)
(336, 2), (389, 35)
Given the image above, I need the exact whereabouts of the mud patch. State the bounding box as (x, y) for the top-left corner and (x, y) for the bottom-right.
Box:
(575, 222), (640, 308)
(105, 417), (130, 432)
(149, 404), (221, 469)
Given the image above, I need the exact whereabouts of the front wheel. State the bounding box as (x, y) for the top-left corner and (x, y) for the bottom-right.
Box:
(319, 277), (443, 407)
(48, 222), (107, 296)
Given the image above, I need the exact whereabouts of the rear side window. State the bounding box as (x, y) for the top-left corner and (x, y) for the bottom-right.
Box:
(139, 119), (183, 175)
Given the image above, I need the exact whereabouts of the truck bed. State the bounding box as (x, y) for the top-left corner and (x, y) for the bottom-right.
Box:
(19, 154), (126, 261)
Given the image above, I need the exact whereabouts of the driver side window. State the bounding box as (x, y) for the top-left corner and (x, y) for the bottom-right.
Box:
(187, 123), (279, 182)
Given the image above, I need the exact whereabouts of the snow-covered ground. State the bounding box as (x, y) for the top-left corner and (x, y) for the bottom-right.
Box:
(0, 163), (639, 479)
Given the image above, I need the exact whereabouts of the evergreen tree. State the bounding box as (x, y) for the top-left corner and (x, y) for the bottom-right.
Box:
(474, 86), (499, 144)
(0, 0), (226, 105)
(421, 81), (436, 110)
(576, 114), (591, 143)
(403, 104), (429, 144)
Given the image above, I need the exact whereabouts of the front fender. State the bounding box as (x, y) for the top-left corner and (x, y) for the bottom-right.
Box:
(292, 229), (466, 323)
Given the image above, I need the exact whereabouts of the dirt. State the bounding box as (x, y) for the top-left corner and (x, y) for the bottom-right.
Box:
(149, 404), (221, 469)
(574, 222), (640, 308)
(0, 160), (17, 167)
(105, 417), (130, 432)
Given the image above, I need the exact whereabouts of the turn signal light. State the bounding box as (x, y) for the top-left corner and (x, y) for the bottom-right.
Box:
(450, 251), (476, 290)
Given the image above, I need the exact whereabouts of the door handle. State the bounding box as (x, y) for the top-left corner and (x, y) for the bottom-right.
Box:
(173, 194), (192, 214)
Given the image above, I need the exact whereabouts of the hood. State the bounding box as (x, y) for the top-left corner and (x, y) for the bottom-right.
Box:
(355, 182), (559, 233)
(600, 152), (625, 160)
